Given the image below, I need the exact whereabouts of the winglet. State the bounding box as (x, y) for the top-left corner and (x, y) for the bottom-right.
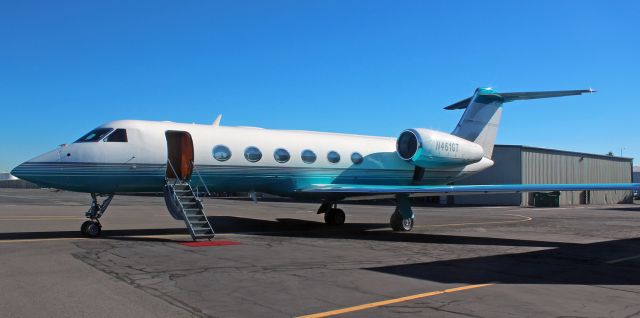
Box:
(212, 114), (222, 127)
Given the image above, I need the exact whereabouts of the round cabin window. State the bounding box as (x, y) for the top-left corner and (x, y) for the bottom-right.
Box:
(274, 148), (291, 163)
(327, 151), (340, 164)
(244, 146), (262, 162)
(213, 145), (232, 162)
(351, 152), (363, 164)
(301, 149), (317, 164)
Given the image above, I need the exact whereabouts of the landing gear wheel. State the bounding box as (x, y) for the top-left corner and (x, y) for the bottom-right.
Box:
(390, 211), (413, 231)
(80, 220), (93, 235)
(81, 221), (102, 237)
(324, 208), (346, 225)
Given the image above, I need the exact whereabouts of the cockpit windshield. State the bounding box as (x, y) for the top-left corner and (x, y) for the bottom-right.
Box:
(75, 128), (113, 143)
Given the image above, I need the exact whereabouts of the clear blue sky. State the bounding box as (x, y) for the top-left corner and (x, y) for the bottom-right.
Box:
(1, 0), (638, 172)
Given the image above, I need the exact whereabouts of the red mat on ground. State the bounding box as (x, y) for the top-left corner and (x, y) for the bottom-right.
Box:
(179, 240), (241, 247)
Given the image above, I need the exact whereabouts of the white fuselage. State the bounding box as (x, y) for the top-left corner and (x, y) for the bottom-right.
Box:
(12, 120), (493, 198)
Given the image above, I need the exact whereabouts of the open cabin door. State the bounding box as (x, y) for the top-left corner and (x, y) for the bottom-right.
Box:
(165, 131), (194, 181)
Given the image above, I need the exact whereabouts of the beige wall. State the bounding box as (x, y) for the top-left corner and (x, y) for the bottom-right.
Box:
(454, 146), (522, 205)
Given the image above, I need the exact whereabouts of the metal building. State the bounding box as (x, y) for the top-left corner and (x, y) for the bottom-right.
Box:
(454, 145), (634, 206)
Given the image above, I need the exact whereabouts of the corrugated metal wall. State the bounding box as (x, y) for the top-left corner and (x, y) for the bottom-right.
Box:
(520, 147), (633, 205)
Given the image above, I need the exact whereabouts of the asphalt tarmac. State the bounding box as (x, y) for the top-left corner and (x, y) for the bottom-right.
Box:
(1, 188), (639, 317)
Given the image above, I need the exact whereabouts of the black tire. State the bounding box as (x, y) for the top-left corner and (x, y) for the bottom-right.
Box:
(80, 220), (94, 236)
(324, 208), (346, 225)
(390, 211), (413, 231)
(84, 221), (102, 237)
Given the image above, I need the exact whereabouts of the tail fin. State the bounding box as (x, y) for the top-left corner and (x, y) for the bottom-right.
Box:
(447, 88), (594, 159)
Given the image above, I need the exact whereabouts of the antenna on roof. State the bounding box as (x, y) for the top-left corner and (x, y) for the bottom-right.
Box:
(212, 114), (222, 127)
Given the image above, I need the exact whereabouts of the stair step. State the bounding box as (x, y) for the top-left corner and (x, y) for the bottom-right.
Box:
(193, 228), (214, 233)
(167, 180), (214, 241)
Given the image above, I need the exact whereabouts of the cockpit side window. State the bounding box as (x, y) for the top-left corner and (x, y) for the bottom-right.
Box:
(75, 128), (113, 143)
(104, 129), (128, 142)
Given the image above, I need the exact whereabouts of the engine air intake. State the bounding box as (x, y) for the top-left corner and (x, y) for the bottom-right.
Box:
(397, 130), (419, 160)
(396, 128), (485, 169)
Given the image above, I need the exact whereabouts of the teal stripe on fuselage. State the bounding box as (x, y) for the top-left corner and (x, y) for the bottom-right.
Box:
(12, 162), (167, 193)
(12, 162), (467, 195)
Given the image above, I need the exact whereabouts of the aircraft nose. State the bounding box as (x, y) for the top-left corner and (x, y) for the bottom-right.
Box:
(10, 160), (38, 183)
(10, 148), (62, 185)
(10, 164), (24, 180)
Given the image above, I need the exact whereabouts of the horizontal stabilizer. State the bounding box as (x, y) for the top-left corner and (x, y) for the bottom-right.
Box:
(299, 183), (639, 196)
(444, 89), (594, 110)
(444, 97), (472, 110)
(499, 89), (595, 101)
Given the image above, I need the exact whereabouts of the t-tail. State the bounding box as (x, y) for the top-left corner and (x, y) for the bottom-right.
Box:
(446, 87), (594, 159)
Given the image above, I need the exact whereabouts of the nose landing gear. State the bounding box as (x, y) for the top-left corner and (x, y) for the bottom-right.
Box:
(80, 193), (114, 237)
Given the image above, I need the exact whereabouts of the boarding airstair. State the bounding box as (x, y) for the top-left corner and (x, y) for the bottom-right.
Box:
(164, 161), (215, 241)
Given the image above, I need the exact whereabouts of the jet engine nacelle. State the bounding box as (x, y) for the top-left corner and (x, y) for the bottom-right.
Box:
(396, 128), (484, 168)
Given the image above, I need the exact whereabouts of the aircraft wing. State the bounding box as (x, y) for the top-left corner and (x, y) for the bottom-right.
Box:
(298, 183), (640, 196)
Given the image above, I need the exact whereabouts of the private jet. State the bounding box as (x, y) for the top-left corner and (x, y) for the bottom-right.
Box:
(12, 88), (639, 240)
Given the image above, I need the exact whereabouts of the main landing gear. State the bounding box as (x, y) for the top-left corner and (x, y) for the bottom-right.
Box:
(317, 195), (415, 232)
(390, 194), (414, 231)
(80, 193), (114, 237)
(317, 202), (346, 225)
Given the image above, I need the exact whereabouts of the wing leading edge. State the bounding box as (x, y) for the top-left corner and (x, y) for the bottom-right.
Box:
(299, 183), (640, 196)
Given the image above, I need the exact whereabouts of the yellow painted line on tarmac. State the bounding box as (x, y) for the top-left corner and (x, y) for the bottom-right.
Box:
(0, 215), (81, 218)
(0, 237), (87, 244)
(0, 234), (192, 244)
(0, 217), (85, 221)
(297, 284), (494, 318)
(414, 214), (532, 229)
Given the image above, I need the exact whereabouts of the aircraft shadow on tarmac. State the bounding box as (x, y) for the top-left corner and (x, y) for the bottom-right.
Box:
(365, 237), (640, 286)
(0, 215), (572, 248)
(210, 216), (640, 286)
(3, 215), (640, 286)
(0, 215), (570, 248)
(209, 216), (565, 248)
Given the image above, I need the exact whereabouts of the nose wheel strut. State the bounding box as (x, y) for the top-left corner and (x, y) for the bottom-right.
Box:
(81, 193), (114, 237)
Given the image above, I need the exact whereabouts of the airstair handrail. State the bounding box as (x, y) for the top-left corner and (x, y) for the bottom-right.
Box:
(191, 160), (211, 198)
(166, 159), (181, 186)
